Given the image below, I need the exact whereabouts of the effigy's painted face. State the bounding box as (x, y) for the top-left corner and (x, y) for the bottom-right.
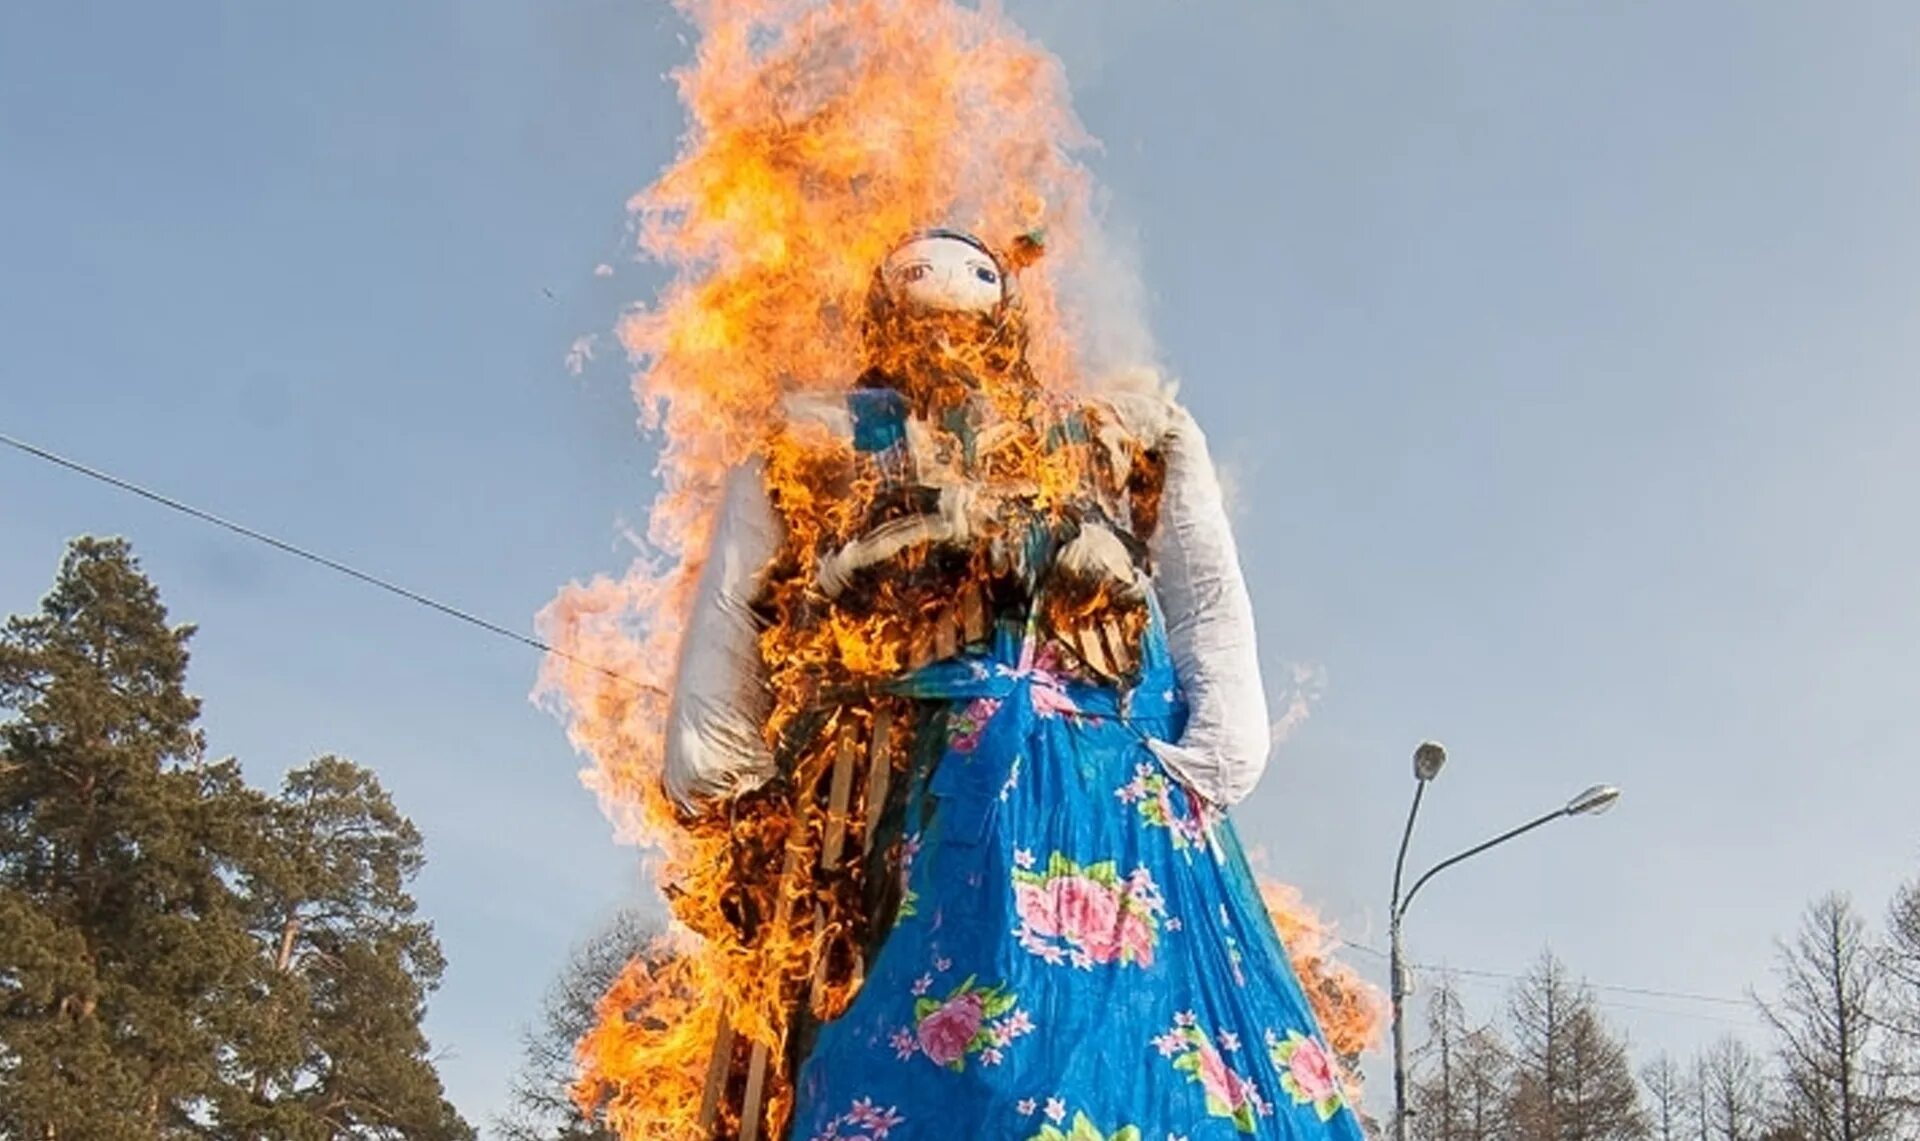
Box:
(861, 230), (1033, 415)
(882, 235), (1004, 313)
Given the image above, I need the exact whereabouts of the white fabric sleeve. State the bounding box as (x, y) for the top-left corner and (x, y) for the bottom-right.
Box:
(663, 459), (784, 811)
(1143, 403), (1272, 807)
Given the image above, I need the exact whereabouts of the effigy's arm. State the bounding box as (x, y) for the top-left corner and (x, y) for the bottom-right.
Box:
(1139, 401), (1272, 807)
(663, 459), (785, 811)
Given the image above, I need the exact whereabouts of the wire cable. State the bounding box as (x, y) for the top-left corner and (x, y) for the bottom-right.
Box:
(0, 429), (664, 698)
(1334, 936), (1761, 1026)
(1420, 963), (1766, 1030)
(0, 425), (1788, 1028)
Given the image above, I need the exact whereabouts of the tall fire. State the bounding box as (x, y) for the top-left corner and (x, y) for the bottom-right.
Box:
(536, 2), (1385, 1139)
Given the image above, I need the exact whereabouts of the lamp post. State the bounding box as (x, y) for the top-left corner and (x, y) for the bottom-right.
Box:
(1387, 742), (1619, 1141)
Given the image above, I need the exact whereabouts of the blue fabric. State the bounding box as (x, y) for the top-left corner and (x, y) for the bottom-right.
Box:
(791, 619), (1369, 1141)
(849, 387), (910, 454)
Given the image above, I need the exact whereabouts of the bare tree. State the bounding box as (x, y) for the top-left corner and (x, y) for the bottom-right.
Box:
(1507, 950), (1649, 1141)
(1697, 1036), (1767, 1141)
(1881, 877), (1920, 1121)
(1695, 1055), (1712, 1141)
(1411, 974), (1470, 1141)
(1509, 952), (1576, 1141)
(494, 907), (661, 1141)
(1757, 894), (1897, 1140)
(1456, 1023), (1513, 1141)
(1643, 1052), (1692, 1141)
(1409, 974), (1512, 1141)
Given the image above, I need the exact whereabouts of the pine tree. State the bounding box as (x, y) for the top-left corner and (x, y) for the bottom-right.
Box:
(214, 756), (473, 1140)
(0, 537), (264, 1139)
(1, 537), (473, 1140)
(1757, 894), (1898, 1141)
(1506, 950), (1649, 1141)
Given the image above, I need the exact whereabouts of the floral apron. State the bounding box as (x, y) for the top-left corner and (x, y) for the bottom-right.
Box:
(789, 616), (1367, 1141)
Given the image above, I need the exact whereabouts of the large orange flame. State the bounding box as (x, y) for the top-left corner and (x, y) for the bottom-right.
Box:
(1261, 880), (1390, 1101)
(537, 2), (1379, 1137)
(538, 0), (1091, 836)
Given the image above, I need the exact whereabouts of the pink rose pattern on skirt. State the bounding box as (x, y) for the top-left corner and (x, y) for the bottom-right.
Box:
(947, 697), (1002, 754)
(1155, 1014), (1271, 1133)
(1269, 1030), (1347, 1121)
(1013, 853), (1164, 969)
(890, 973), (1034, 1072)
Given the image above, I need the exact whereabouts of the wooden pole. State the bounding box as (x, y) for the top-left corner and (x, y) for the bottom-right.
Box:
(737, 780), (817, 1141)
(696, 1016), (736, 1131)
(849, 707), (895, 995)
(700, 701), (901, 1139)
(807, 728), (860, 1008)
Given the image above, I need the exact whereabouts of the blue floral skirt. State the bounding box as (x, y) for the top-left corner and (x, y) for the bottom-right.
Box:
(789, 619), (1368, 1141)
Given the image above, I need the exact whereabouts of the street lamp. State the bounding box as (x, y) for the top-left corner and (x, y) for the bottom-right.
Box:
(1387, 743), (1620, 1141)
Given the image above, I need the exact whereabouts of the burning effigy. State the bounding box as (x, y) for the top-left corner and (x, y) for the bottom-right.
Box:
(538, 2), (1384, 1139)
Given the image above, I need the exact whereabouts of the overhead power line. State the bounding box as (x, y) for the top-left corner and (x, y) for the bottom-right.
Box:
(3, 429), (1777, 1027)
(0, 429), (664, 699)
(1334, 937), (1764, 1028)
(1434, 966), (1766, 1031)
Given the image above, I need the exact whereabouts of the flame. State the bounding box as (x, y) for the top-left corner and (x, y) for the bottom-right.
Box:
(1260, 880), (1390, 1101)
(538, 0), (1092, 828)
(536, 1), (1378, 1136)
(536, 4), (1093, 1134)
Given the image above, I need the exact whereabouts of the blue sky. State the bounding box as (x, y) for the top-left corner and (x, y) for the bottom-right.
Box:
(5, 0), (1918, 1124)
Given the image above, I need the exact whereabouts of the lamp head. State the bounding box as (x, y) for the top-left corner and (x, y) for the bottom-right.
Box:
(1566, 784), (1622, 816)
(1413, 741), (1448, 783)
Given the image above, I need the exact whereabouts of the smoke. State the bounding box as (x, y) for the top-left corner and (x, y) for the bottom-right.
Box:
(1057, 193), (1166, 393)
(564, 334), (600, 376)
(1269, 661), (1328, 747)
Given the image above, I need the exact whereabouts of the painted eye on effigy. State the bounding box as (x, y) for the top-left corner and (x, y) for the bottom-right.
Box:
(899, 263), (933, 283)
(971, 264), (999, 285)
